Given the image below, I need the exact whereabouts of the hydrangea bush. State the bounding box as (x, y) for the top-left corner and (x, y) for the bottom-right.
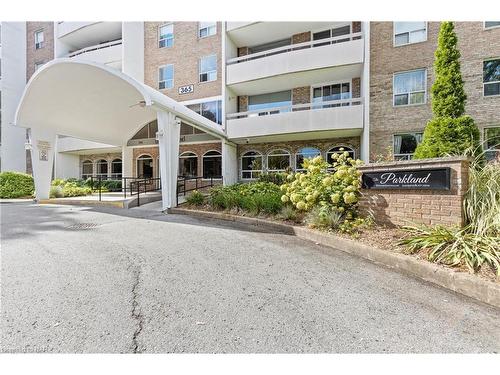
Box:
(279, 151), (364, 229)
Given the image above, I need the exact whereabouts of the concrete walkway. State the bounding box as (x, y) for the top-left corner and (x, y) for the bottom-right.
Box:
(1, 202), (499, 353)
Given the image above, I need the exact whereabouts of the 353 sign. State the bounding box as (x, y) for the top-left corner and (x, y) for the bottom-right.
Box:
(361, 168), (451, 190)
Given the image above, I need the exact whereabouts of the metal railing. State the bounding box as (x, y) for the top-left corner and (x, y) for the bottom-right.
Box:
(226, 97), (363, 120)
(68, 39), (122, 58)
(176, 176), (222, 206)
(227, 32), (362, 65)
(129, 177), (161, 207)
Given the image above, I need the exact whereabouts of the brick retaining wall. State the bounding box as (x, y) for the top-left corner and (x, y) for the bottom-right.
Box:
(358, 157), (469, 227)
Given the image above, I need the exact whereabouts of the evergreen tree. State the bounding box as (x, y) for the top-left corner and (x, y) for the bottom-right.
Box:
(414, 22), (481, 159)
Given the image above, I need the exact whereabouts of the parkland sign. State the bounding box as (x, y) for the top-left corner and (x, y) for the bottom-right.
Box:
(361, 168), (451, 190)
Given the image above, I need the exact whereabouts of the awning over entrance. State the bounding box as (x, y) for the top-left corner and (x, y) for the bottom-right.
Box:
(15, 59), (226, 145)
(13, 59), (235, 209)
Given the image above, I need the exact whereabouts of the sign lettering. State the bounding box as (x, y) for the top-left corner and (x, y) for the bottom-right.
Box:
(362, 168), (450, 190)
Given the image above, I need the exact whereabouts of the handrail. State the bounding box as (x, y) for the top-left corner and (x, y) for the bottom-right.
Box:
(68, 39), (122, 58)
(227, 32), (362, 65)
(176, 176), (223, 206)
(226, 97), (363, 120)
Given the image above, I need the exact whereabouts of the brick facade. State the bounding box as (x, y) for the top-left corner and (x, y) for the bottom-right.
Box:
(369, 22), (500, 161)
(144, 22), (222, 102)
(26, 22), (54, 81)
(79, 153), (122, 177)
(292, 86), (310, 105)
(358, 157), (468, 226)
(291, 31), (311, 44)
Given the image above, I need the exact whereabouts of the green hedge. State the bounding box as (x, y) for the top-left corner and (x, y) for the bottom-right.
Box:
(0, 172), (35, 199)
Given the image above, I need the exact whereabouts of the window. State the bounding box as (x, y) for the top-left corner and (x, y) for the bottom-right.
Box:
(199, 55), (217, 82)
(394, 22), (427, 46)
(248, 91), (292, 115)
(159, 24), (174, 48)
(159, 64), (174, 89)
(326, 146), (355, 165)
(241, 151), (263, 179)
(186, 100), (223, 125)
(393, 133), (423, 160)
(483, 59), (500, 96)
(484, 127), (500, 161)
(248, 38), (291, 55)
(96, 159), (108, 176)
(111, 159), (122, 179)
(81, 160), (93, 179)
(312, 82), (351, 108)
(267, 149), (291, 173)
(295, 147), (321, 171)
(202, 150), (222, 179)
(199, 22), (216, 38)
(313, 25), (351, 47)
(393, 69), (426, 106)
(179, 152), (198, 178)
(34, 29), (44, 49)
(485, 22), (500, 29)
(34, 62), (44, 71)
(131, 120), (158, 140)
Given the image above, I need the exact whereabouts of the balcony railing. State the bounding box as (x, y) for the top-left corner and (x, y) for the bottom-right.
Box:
(226, 97), (363, 120)
(227, 32), (362, 66)
(68, 39), (122, 58)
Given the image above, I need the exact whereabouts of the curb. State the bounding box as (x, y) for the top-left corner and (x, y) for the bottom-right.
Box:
(170, 207), (500, 309)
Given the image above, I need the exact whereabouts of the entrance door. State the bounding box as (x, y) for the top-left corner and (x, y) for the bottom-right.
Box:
(137, 155), (154, 178)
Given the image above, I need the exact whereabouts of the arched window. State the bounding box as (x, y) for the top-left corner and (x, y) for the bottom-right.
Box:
(81, 160), (93, 179)
(179, 151), (198, 178)
(96, 159), (108, 177)
(202, 150), (222, 179)
(136, 154), (153, 178)
(241, 151), (263, 179)
(295, 147), (321, 171)
(267, 149), (291, 173)
(111, 158), (122, 179)
(326, 146), (355, 165)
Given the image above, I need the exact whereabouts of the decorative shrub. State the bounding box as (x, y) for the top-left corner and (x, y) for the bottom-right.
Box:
(208, 182), (283, 215)
(258, 172), (287, 186)
(49, 179), (92, 198)
(0, 172), (35, 199)
(50, 185), (64, 198)
(280, 153), (363, 224)
(414, 22), (482, 159)
(186, 190), (205, 206)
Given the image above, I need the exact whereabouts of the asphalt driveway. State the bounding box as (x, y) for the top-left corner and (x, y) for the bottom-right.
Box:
(1, 202), (499, 353)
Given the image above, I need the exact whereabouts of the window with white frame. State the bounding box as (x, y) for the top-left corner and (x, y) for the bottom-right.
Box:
(326, 146), (355, 165)
(34, 29), (44, 49)
(111, 159), (122, 179)
(199, 22), (216, 38)
(187, 100), (223, 125)
(393, 22), (427, 46)
(179, 152), (198, 178)
(313, 24), (351, 47)
(485, 22), (500, 29)
(96, 159), (108, 176)
(241, 151), (263, 179)
(159, 64), (174, 89)
(484, 127), (500, 161)
(393, 69), (426, 106)
(267, 149), (291, 173)
(202, 150), (222, 179)
(312, 82), (351, 108)
(393, 133), (423, 160)
(295, 147), (321, 171)
(158, 24), (174, 48)
(483, 59), (500, 96)
(199, 55), (217, 82)
(81, 160), (93, 179)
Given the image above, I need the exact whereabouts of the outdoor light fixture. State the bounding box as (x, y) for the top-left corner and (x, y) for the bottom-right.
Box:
(24, 141), (32, 150)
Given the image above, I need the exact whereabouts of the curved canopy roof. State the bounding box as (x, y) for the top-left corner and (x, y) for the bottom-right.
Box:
(15, 59), (226, 146)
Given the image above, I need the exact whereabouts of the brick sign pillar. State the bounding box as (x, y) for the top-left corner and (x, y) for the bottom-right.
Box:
(358, 157), (469, 226)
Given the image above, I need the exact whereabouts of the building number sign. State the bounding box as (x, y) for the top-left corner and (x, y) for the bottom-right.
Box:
(178, 85), (194, 95)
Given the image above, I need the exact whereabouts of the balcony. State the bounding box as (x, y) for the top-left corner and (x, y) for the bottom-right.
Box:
(226, 33), (364, 95)
(67, 40), (123, 69)
(226, 98), (364, 143)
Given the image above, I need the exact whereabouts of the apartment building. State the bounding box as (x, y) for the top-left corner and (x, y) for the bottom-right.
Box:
(1, 21), (499, 184)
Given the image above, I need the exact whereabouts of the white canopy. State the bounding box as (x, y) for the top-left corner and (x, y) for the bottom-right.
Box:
(15, 59), (226, 145)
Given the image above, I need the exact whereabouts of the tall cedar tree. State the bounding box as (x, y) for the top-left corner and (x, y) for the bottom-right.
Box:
(414, 22), (481, 159)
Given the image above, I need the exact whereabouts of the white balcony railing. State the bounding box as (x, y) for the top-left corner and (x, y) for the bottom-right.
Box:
(227, 32), (362, 66)
(227, 97), (363, 120)
(68, 39), (122, 58)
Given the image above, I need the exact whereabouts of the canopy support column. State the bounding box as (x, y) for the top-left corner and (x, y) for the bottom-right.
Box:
(157, 111), (180, 211)
(222, 141), (238, 185)
(30, 128), (57, 201)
